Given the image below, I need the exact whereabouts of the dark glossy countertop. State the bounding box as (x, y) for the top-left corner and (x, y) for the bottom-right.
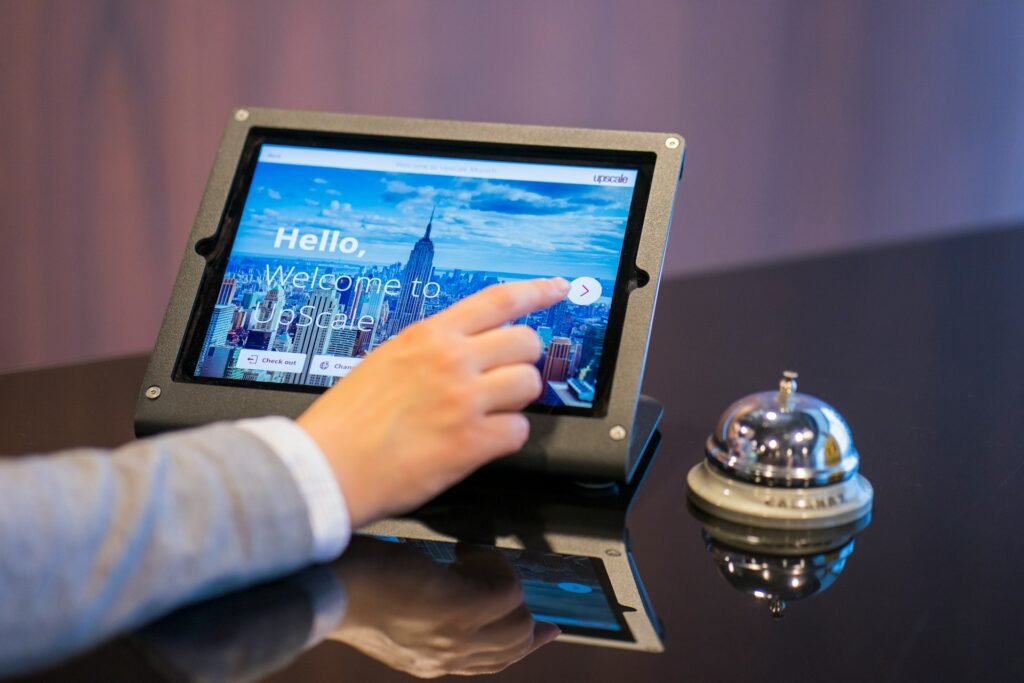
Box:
(3, 226), (1023, 682)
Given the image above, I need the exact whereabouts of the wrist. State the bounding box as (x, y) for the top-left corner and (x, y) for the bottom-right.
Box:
(237, 416), (352, 560)
(296, 414), (376, 529)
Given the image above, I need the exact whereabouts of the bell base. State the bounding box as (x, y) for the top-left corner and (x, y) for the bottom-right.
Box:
(686, 461), (873, 530)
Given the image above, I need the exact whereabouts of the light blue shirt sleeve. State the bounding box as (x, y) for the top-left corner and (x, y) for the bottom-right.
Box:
(0, 419), (348, 676)
(236, 417), (350, 562)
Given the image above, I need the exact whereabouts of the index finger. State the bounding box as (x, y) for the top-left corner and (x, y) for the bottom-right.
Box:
(431, 278), (570, 335)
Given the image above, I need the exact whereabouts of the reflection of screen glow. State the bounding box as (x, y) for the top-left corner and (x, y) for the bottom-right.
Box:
(378, 536), (627, 635)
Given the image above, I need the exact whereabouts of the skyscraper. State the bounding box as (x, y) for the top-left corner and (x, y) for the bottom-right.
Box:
(355, 328), (373, 356)
(217, 278), (238, 306)
(546, 300), (569, 332)
(244, 287), (285, 351)
(385, 208), (436, 338)
(243, 330), (274, 351)
(271, 331), (293, 352)
(355, 276), (386, 324)
(196, 304), (234, 373)
(567, 341), (582, 378)
(249, 287), (285, 333)
(324, 327), (359, 357)
(537, 325), (554, 346)
(580, 323), (605, 371)
(341, 279), (362, 320)
(371, 300), (391, 348)
(200, 345), (236, 377)
(542, 336), (573, 385)
(224, 348), (246, 380)
(240, 291), (259, 310)
(286, 291), (337, 387)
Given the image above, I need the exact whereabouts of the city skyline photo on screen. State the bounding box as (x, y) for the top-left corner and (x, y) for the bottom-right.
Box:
(192, 144), (637, 409)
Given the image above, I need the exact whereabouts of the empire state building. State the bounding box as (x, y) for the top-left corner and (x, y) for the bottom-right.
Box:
(385, 208), (436, 338)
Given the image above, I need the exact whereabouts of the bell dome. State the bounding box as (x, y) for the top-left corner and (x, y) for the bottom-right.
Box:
(706, 372), (859, 488)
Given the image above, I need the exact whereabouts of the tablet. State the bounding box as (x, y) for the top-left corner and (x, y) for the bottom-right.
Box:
(136, 108), (684, 480)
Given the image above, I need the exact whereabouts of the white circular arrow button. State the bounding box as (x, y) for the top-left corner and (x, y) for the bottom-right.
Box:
(568, 276), (602, 305)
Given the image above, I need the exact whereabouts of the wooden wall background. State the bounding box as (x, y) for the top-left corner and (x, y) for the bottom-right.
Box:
(1, 0), (1022, 371)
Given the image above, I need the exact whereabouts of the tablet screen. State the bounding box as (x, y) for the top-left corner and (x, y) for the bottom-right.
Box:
(184, 134), (650, 415)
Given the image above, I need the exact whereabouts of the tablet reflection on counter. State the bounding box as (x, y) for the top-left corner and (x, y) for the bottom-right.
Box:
(130, 536), (560, 681)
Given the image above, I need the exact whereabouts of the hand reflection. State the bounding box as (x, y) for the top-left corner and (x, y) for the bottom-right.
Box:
(330, 535), (560, 678)
(134, 536), (557, 681)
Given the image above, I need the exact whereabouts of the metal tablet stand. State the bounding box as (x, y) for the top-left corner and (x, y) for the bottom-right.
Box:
(620, 393), (663, 486)
(425, 395), (663, 515)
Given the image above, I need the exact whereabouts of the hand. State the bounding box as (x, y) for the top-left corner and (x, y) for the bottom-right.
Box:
(330, 537), (560, 678)
(297, 277), (570, 528)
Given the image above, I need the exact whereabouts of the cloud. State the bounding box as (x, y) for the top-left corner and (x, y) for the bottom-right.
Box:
(383, 179), (416, 194)
(378, 176), (620, 218)
(313, 177), (328, 184)
(471, 197), (567, 216)
(266, 188), (282, 200)
(325, 188), (341, 196)
(321, 199), (353, 217)
(304, 198), (320, 206)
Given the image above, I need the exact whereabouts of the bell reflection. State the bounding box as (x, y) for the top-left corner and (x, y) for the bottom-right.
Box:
(689, 503), (869, 618)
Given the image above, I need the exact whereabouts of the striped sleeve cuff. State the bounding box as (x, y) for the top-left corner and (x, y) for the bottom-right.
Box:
(236, 417), (350, 562)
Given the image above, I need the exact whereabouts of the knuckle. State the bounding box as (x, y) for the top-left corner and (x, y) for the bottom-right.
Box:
(522, 365), (543, 397)
(508, 415), (530, 449)
(505, 325), (541, 358)
(445, 383), (480, 415)
(433, 342), (468, 373)
(486, 284), (519, 312)
(522, 327), (543, 361)
(453, 421), (485, 455)
(402, 321), (442, 347)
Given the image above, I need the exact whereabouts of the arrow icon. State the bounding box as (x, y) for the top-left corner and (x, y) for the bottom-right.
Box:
(568, 277), (601, 306)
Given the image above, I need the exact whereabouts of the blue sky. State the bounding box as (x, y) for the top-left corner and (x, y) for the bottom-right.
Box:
(232, 154), (635, 280)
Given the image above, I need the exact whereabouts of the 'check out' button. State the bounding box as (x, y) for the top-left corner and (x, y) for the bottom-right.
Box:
(235, 350), (307, 371)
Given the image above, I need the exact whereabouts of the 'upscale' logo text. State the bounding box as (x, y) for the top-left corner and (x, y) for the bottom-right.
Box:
(593, 173), (629, 184)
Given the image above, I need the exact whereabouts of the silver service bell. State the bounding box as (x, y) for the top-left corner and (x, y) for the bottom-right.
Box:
(687, 371), (873, 529)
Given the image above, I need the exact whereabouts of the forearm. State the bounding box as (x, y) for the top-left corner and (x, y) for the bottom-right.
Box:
(0, 424), (318, 674)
